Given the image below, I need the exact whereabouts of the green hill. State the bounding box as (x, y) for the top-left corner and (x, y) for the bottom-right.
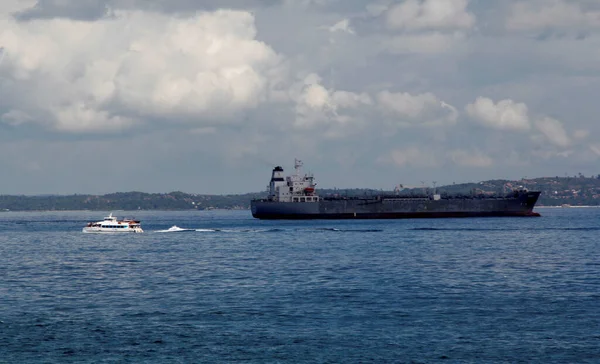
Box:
(1, 175), (599, 211)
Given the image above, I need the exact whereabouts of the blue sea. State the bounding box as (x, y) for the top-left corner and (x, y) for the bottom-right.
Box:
(1, 208), (599, 363)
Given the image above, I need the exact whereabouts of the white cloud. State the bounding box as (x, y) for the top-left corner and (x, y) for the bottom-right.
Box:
(449, 149), (493, 167)
(328, 19), (355, 34)
(332, 90), (372, 108)
(534, 117), (571, 148)
(465, 97), (530, 131)
(293, 73), (371, 129)
(0, 9), (282, 133)
(507, 0), (600, 32)
(378, 91), (436, 118)
(385, 0), (475, 31)
(377, 90), (457, 126)
(53, 103), (137, 133)
(377, 0), (473, 55)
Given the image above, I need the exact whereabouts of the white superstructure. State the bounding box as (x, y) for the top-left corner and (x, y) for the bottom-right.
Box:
(267, 159), (319, 203)
(82, 213), (143, 233)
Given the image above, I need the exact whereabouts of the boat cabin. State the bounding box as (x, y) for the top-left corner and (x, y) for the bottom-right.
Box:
(268, 159), (319, 203)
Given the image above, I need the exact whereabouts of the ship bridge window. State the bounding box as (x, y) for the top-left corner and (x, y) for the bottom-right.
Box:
(300, 197), (306, 202)
(293, 197), (299, 202)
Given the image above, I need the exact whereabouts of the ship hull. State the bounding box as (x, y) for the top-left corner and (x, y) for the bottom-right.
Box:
(251, 192), (541, 220)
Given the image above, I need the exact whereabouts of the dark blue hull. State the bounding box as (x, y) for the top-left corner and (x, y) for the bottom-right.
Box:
(251, 192), (541, 220)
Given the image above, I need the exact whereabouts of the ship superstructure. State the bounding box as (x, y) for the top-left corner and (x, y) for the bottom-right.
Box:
(266, 159), (319, 203)
(251, 160), (541, 220)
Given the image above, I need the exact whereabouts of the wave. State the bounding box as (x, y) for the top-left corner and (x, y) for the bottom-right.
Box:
(410, 227), (520, 231)
(410, 227), (600, 231)
(314, 228), (383, 232)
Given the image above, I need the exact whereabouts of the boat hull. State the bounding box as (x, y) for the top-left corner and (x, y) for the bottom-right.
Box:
(251, 192), (541, 220)
(82, 228), (143, 233)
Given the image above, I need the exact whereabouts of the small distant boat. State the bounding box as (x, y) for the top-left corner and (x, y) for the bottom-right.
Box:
(165, 225), (186, 232)
(156, 225), (194, 233)
(82, 213), (143, 233)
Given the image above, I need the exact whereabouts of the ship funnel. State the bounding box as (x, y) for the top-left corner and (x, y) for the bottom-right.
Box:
(271, 166), (284, 182)
(268, 166), (286, 200)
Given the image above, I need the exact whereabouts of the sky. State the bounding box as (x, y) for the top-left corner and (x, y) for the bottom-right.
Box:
(1, 0), (600, 194)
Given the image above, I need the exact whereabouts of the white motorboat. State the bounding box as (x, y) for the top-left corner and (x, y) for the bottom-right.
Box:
(156, 225), (194, 233)
(82, 213), (143, 233)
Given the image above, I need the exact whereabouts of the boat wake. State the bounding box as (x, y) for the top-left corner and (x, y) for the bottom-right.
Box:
(153, 227), (383, 233)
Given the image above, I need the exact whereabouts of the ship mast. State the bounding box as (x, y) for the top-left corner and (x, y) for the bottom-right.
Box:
(294, 159), (303, 176)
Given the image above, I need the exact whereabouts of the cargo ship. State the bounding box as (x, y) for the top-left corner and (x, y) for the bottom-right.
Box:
(250, 160), (541, 219)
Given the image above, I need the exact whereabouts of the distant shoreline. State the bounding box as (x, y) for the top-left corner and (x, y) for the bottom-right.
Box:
(3, 175), (600, 211)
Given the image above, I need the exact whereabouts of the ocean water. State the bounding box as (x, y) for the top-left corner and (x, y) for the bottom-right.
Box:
(1, 208), (599, 363)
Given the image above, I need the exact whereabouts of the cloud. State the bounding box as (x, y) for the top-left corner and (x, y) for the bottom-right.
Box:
(507, 0), (600, 32)
(377, 90), (458, 126)
(385, 0), (475, 31)
(293, 73), (371, 129)
(534, 117), (571, 148)
(465, 97), (530, 131)
(375, 0), (474, 55)
(327, 19), (355, 34)
(1, 1), (600, 194)
(0, 9), (283, 133)
(292, 74), (459, 137)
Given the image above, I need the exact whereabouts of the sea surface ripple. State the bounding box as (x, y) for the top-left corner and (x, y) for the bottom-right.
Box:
(1, 208), (599, 363)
